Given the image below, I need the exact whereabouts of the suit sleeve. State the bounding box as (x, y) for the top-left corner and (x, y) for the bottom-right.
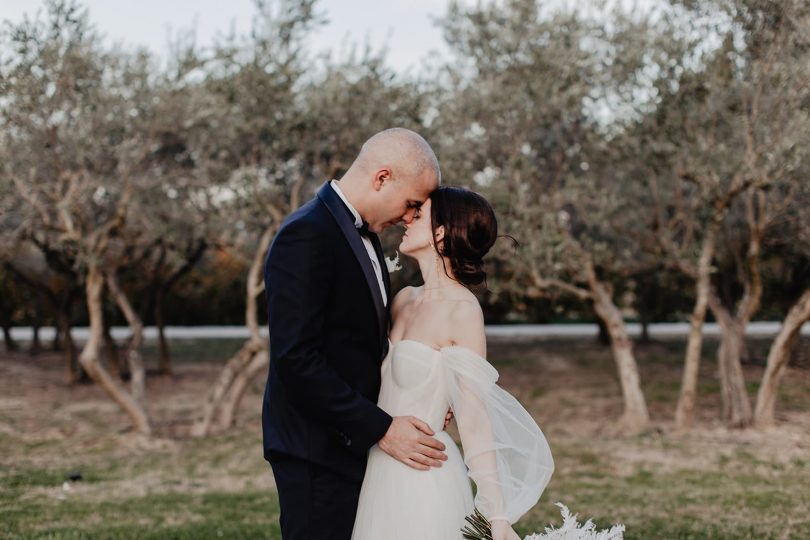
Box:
(265, 218), (392, 451)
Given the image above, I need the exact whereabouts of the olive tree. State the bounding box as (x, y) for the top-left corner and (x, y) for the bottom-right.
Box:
(431, 0), (681, 432)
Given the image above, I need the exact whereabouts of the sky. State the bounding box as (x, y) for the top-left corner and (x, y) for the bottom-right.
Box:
(0, 0), (465, 75)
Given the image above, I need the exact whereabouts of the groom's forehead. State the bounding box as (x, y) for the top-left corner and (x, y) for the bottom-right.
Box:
(412, 173), (437, 199)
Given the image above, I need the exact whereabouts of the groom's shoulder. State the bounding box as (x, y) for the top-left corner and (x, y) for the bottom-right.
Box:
(277, 196), (331, 237)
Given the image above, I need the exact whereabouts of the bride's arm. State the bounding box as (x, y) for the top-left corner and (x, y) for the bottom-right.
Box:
(447, 303), (510, 525)
(445, 302), (553, 535)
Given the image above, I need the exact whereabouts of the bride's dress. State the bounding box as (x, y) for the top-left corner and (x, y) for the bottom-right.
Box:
(352, 340), (554, 540)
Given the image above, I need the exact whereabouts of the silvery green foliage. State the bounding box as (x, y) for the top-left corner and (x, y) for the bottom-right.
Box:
(432, 0), (680, 304)
(523, 503), (625, 540)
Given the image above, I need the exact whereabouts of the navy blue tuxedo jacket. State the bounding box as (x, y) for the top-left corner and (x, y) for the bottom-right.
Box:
(262, 182), (394, 482)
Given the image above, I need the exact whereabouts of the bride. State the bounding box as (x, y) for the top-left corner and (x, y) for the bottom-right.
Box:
(351, 186), (554, 540)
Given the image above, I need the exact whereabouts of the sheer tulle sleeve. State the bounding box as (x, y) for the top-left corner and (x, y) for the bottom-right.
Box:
(441, 346), (554, 525)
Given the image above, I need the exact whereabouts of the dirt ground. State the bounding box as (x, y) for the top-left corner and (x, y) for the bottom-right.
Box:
(1, 337), (809, 539)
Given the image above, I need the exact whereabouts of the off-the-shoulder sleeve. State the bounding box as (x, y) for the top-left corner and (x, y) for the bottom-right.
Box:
(441, 346), (554, 525)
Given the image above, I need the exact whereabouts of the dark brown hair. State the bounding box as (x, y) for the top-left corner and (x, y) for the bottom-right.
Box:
(429, 186), (498, 288)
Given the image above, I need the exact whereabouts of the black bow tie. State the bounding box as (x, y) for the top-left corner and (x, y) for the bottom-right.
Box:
(358, 222), (372, 238)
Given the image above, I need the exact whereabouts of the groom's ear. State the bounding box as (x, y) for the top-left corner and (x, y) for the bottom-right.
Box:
(373, 167), (392, 191)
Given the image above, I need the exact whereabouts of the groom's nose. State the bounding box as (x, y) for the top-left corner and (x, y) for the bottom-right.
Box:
(402, 208), (417, 224)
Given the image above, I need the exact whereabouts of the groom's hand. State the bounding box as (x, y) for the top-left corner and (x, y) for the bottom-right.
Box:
(378, 416), (448, 471)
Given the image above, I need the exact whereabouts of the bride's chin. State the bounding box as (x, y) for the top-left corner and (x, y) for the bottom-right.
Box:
(399, 240), (421, 257)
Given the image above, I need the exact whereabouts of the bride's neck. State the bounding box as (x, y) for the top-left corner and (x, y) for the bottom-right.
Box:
(415, 249), (458, 296)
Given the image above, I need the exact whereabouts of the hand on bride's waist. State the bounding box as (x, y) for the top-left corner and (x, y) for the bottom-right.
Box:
(378, 416), (449, 471)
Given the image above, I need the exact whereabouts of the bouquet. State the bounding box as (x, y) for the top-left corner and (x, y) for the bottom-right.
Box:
(462, 504), (625, 540)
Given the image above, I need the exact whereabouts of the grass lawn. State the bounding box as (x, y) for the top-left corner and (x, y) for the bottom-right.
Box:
(1, 337), (809, 539)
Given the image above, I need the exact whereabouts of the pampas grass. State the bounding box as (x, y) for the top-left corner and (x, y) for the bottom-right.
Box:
(524, 503), (625, 540)
(462, 504), (625, 540)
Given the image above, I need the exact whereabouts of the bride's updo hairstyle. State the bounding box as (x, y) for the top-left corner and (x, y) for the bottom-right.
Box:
(429, 186), (498, 288)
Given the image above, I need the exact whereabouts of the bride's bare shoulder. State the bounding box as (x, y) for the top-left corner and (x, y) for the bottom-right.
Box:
(447, 298), (484, 328)
(445, 297), (486, 356)
(391, 286), (420, 317)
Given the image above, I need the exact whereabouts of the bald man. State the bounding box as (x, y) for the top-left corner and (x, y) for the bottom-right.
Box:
(262, 128), (444, 540)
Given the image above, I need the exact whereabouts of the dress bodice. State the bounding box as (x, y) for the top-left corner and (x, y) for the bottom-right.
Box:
(378, 340), (449, 433)
(366, 338), (553, 527)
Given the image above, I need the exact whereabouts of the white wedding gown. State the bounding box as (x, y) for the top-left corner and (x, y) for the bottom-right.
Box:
(352, 340), (554, 539)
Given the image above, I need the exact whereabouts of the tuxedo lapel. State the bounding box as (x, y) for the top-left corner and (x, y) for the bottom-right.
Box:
(317, 183), (387, 344)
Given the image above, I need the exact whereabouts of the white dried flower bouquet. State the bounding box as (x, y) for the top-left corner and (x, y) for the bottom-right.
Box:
(462, 504), (625, 540)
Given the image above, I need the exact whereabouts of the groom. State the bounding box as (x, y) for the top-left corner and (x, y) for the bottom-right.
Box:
(262, 128), (447, 539)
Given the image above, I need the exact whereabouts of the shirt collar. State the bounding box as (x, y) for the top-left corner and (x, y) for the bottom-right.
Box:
(330, 180), (363, 229)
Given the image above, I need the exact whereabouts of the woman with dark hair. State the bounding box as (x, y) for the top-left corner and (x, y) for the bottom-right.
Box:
(352, 187), (554, 540)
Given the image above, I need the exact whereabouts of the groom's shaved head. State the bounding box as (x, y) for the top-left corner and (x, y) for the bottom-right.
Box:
(337, 127), (440, 232)
(355, 128), (441, 185)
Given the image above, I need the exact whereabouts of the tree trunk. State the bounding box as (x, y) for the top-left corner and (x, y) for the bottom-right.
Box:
(159, 239), (207, 375)
(56, 287), (83, 384)
(78, 265), (151, 435)
(640, 313), (651, 344)
(0, 291), (18, 352)
(1, 326), (17, 352)
(191, 339), (265, 437)
(596, 318), (611, 346)
(193, 223), (278, 437)
(754, 287), (810, 428)
(0, 309), (17, 352)
(674, 219), (720, 430)
(64, 330), (79, 384)
(52, 324), (62, 352)
(245, 225), (278, 341)
(102, 313), (125, 379)
(705, 187), (764, 428)
(106, 271), (146, 405)
(139, 243), (166, 324)
(29, 314), (41, 356)
(219, 347), (269, 429)
(155, 287), (171, 375)
(586, 263), (649, 433)
(56, 304), (79, 384)
(708, 293), (752, 427)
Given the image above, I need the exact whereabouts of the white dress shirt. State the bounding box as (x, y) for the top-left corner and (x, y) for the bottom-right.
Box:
(330, 180), (387, 306)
